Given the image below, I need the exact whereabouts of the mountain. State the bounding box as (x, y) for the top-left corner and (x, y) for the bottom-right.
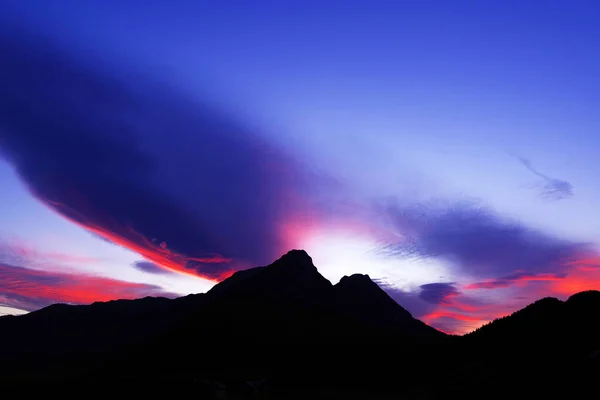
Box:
(197, 250), (442, 341)
(113, 250), (446, 386)
(0, 249), (444, 393)
(0, 292), (207, 378)
(442, 291), (600, 397)
(1, 250), (600, 398)
(467, 290), (600, 355)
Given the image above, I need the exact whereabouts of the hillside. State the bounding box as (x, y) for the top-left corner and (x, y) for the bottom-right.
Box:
(0, 250), (444, 392)
(467, 290), (600, 355)
(1, 250), (600, 398)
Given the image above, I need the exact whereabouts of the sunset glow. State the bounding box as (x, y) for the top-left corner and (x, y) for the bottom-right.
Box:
(1, 1), (600, 336)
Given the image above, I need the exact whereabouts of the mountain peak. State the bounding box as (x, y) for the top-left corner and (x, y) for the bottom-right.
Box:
(207, 249), (331, 301)
(272, 249), (315, 270)
(338, 273), (373, 285)
(567, 290), (600, 304)
(332, 273), (442, 337)
(336, 274), (387, 294)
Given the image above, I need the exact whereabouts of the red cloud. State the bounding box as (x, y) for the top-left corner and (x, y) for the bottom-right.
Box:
(563, 257), (600, 272)
(548, 263), (600, 296)
(420, 257), (600, 335)
(39, 198), (234, 281)
(420, 296), (510, 335)
(0, 263), (173, 312)
(422, 310), (483, 323)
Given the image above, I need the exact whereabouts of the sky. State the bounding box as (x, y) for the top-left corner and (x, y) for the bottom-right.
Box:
(1, 0), (600, 334)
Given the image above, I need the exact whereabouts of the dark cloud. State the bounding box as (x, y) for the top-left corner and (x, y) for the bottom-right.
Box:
(381, 198), (589, 279)
(0, 262), (174, 312)
(418, 282), (458, 304)
(132, 261), (174, 275)
(374, 280), (437, 319)
(382, 281), (504, 334)
(0, 26), (315, 279)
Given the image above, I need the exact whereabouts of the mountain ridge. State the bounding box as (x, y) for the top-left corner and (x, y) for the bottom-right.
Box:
(2, 249), (600, 397)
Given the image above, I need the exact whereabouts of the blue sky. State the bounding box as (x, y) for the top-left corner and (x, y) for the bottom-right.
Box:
(1, 0), (599, 333)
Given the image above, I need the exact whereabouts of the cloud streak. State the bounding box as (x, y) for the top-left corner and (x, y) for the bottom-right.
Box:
(0, 263), (173, 312)
(0, 239), (104, 271)
(463, 271), (567, 290)
(381, 198), (588, 279)
(132, 260), (175, 275)
(373, 198), (600, 334)
(0, 26), (317, 279)
(378, 280), (507, 334)
(509, 152), (573, 201)
(397, 258), (600, 335)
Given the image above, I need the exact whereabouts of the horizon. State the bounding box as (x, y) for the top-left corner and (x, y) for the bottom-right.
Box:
(3, 246), (597, 337)
(2, 1), (600, 335)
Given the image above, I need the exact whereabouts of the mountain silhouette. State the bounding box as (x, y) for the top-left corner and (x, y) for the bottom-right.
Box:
(468, 290), (600, 354)
(1, 250), (599, 398)
(123, 250), (446, 385)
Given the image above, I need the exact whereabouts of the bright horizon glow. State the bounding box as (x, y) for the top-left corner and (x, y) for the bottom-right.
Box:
(303, 228), (454, 290)
(0, 305), (27, 316)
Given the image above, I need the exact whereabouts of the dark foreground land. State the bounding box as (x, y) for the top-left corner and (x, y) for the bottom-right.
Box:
(2, 250), (599, 398)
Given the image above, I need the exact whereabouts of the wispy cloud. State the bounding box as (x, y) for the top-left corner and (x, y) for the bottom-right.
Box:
(463, 271), (566, 290)
(0, 262), (174, 312)
(0, 238), (179, 312)
(0, 239), (103, 271)
(390, 259), (600, 335)
(373, 197), (600, 334)
(508, 151), (574, 201)
(380, 198), (588, 279)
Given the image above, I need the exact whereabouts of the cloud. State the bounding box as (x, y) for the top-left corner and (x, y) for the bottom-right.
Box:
(0, 239), (104, 270)
(0, 305), (27, 317)
(374, 279), (437, 319)
(410, 259), (600, 334)
(132, 260), (174, 275)
(381, 198), (589, 279)
(463, 271), (567, 290)
(418, 282), (459, 304)
(385, 288), (436, 318)
(419, 288), (524, 334)
(509, 152), (573, 201)
(379, 280), (504, 334)
(380, 281), (490, 335)
(0, 238), (176, 312)
(0, 26), (318, 279)
(0, 263), (174, 312)
(546, 259), (600, 296)
(376, 198), (600, 334)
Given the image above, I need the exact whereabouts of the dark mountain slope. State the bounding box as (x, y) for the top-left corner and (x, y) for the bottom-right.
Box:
(3, 250), (600, 397)
(467, 296), (565, 342)
(442, 290), (600, 397)
(174, 249), (441, 344)
(466, 290), (600, 355)
(0, 293), (207, 379)
(119, 250), (445, 383)
(0, 249), (444, 389)
(333, 273), (441, 338)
